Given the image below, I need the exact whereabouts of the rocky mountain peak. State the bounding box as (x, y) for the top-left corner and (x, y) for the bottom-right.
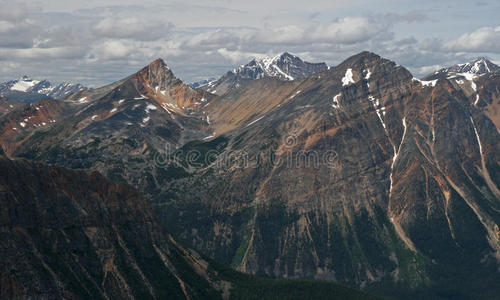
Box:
(120, 58), (208, 111)
(332, 51), (412, 86)
(148, 58), (169, 69)
(338, 51), (382, 68)
(281, 51), (295, 58)
(133, 58), (178, 89)
(140, 58), (173, 77)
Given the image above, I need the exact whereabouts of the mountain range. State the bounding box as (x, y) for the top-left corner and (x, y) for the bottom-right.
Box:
(1, 52), (499, 300)
(0, 75), (87, 102)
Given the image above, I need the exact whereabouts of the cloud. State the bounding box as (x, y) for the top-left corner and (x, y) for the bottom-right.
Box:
(216, 48), (266, 63)
(92, 18), (173, 41)
(443, 26), (500, 53)
(0, 2), (43, 49)
(181, 28), (251, 50)
(0, 20), (16, 33)
(89, 40), (135, 60)
(181, 16), (383, 53)
(75, 3), (246, 28)
(249, 17), (383, 45)
(415, 64), (443, 75)
(0, 2), (36, 22)
(0, 61), (21, 73)
(383, 11), (430, 24)
(0, 46), (87, 59)
(394, 37), (418, 46)
(251, 25), (306, 45)
(307, 17), (381, 44)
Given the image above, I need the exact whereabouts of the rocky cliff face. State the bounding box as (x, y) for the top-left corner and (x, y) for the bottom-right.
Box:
(5, 52), (500, 299)
(0, 156), (229, 299)
(0, 155), (380, 300)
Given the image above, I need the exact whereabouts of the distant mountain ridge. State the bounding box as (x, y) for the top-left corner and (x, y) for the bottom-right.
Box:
(424, 57), (500, 80)
(201, 52), (328, 95)
(0, 75), (87, 102)
(231, 52), (328, 81)
(190, 77), (216, 88)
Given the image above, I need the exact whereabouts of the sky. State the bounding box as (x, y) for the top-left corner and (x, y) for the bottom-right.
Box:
(1, 0), (500, 87)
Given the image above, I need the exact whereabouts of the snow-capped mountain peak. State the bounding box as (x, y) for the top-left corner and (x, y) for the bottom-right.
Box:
(201, 52), (328, 95)
(0, 76), (87, 102)
(447, 57), (499, 75)
(425, 57), (500, 81)
(232, 52), (326, 81)
(10, 76), (41, 92)
(469, 58), (497, 74)
(252, 53), (295, 80)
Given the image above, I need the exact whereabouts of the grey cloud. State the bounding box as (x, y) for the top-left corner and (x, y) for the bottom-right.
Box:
(248, 17), (385, 46)
(0, 2), (40, 22)
(383, 11), (430, 24)
(92, 18), (174, 41)
(0, 46), (88, 60)
(394, 37), (418, 46)
(0, 2), (43, 49)
(308, 12), (321, 20)
(75, 3), (245, 17)
(181, 16), (385, 52)
(74, 3), (246, 28)
(180, 28), (250, 50)
(0, 24), (38, 48)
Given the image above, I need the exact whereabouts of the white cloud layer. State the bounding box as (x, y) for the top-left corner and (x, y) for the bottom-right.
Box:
(444, 26), (500, 53)
(307, 17), (381, 44)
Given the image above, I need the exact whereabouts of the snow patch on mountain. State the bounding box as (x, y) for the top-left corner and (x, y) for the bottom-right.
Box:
(342, 69), (355, 86)
(332, 93), (341, 109)
(145, 104), (157, 112)
(11, 76), (40, 92)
